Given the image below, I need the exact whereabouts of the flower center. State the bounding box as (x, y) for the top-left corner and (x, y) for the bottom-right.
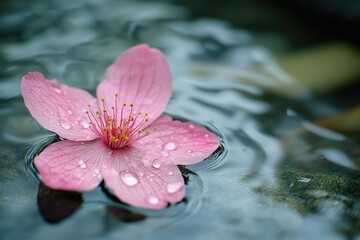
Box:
(85, 93), (155, 149)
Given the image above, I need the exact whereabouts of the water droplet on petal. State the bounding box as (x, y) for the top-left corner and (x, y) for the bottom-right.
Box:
(147, 195), (160, 205)
(167, 182), (183, 193)
(168, 170), (174, 176)
(161, 151), (169, 157)
(77, 160), (87, 168)
(152, 159), (162, 168)
(80, 119), (90, 129)
(205, 134), (209, 138)
(120, 171), (138, 187)
(164, 142), (176, 151)
(67, 109), (73, 115)
(138, 172), (144, 177)
(187, 149), (192, 153)
(189, 124), (195, 129)
(60, 121), (72, 129)
(50, 80), (62, 93)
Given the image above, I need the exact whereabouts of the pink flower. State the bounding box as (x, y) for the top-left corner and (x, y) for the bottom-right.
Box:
(21, 44), (219, 209)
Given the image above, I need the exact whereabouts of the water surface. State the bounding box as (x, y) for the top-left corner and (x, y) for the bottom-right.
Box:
(1, 1), (360, 239)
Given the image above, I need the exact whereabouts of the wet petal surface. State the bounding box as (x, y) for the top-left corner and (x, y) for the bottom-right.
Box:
(138, 115), (220, 165)
(21, 72), (98, 141)
(34, 139), (106, 191)
(102, 146), (185, 209)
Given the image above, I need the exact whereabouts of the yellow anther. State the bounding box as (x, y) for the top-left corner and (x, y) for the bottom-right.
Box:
(111, 106), (114, 110)
(96, 111), (99, 115)
(89, 121), (93, 125)
(103, 110), (107, 113)
(85, 110), (89, 114)
(138, 130), (142, 134)
(123, 135), (129, 141)
(138, 112), (142, 115)
(145, 118), (149, 122)
(130, 104), (133, 107)
(153, 127), (157, 131)
(145, 130), (149, 135)
(101, 98), (105, 102)
(114, 138), (119, 142)
(115, 93), (119, 97)
(87, 104), (91, 107)
(145, 113), (148, 116)
(123, 103), (126, 107)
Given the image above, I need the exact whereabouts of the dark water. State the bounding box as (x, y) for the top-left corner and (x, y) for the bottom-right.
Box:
(1, 0), (360, 239)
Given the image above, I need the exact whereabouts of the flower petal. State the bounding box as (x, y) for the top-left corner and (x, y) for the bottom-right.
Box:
(97, 44), (172, 128)
(138, 115), (220, 165)
(34, 139), (106, 191)
(21, 72), (98, 141)
(102, 146), (185, 209)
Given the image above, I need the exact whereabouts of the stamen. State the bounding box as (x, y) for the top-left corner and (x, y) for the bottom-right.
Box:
(84, 98), (153, 149)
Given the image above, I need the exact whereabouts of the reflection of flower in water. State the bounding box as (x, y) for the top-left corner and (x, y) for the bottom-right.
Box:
(22, 44), (219, 209)
(37, 184), (83, 224)
(37, 184), (146, 224)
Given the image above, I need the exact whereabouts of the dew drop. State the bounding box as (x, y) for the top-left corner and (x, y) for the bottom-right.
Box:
(164, 142), (176, 151)
(161, 151), (169, 157)
(205, 134), (209, 138)
(167, 182), (183, 193)
(92, 169), (101, 178)
(67, 109), (73, 115)
(147, 195), (160, 205)
(60, 121), (72, 129)
(137, 170), (144, 177)
(298, 176), (311, 183)
(77, 160), (87, 168)
(50, 80), (62, 93)
(168, 170), (174, 176)
(189, 124), (195, 129)
(120, 171), (138, 187)
(187, 149), (193, 153)
(152, 159), (162, 168)
(80, 120), (90, 129)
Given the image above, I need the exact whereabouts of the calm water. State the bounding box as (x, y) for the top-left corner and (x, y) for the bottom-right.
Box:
(1, 0), (360, 239)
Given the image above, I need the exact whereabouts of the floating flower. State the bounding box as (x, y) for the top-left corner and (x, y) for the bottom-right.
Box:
(21, 44), (219, 209)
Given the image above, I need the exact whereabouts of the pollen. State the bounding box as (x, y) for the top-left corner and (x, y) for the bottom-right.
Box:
(85, 97), (153, 149)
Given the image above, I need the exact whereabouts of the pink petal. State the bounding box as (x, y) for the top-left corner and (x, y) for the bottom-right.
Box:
(34, 139), (106, 191)
(137, 115), (220, 165)
(96, 44), (172, 128)
(102, 146), (185, 209)
(21, 72), (98, 141)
